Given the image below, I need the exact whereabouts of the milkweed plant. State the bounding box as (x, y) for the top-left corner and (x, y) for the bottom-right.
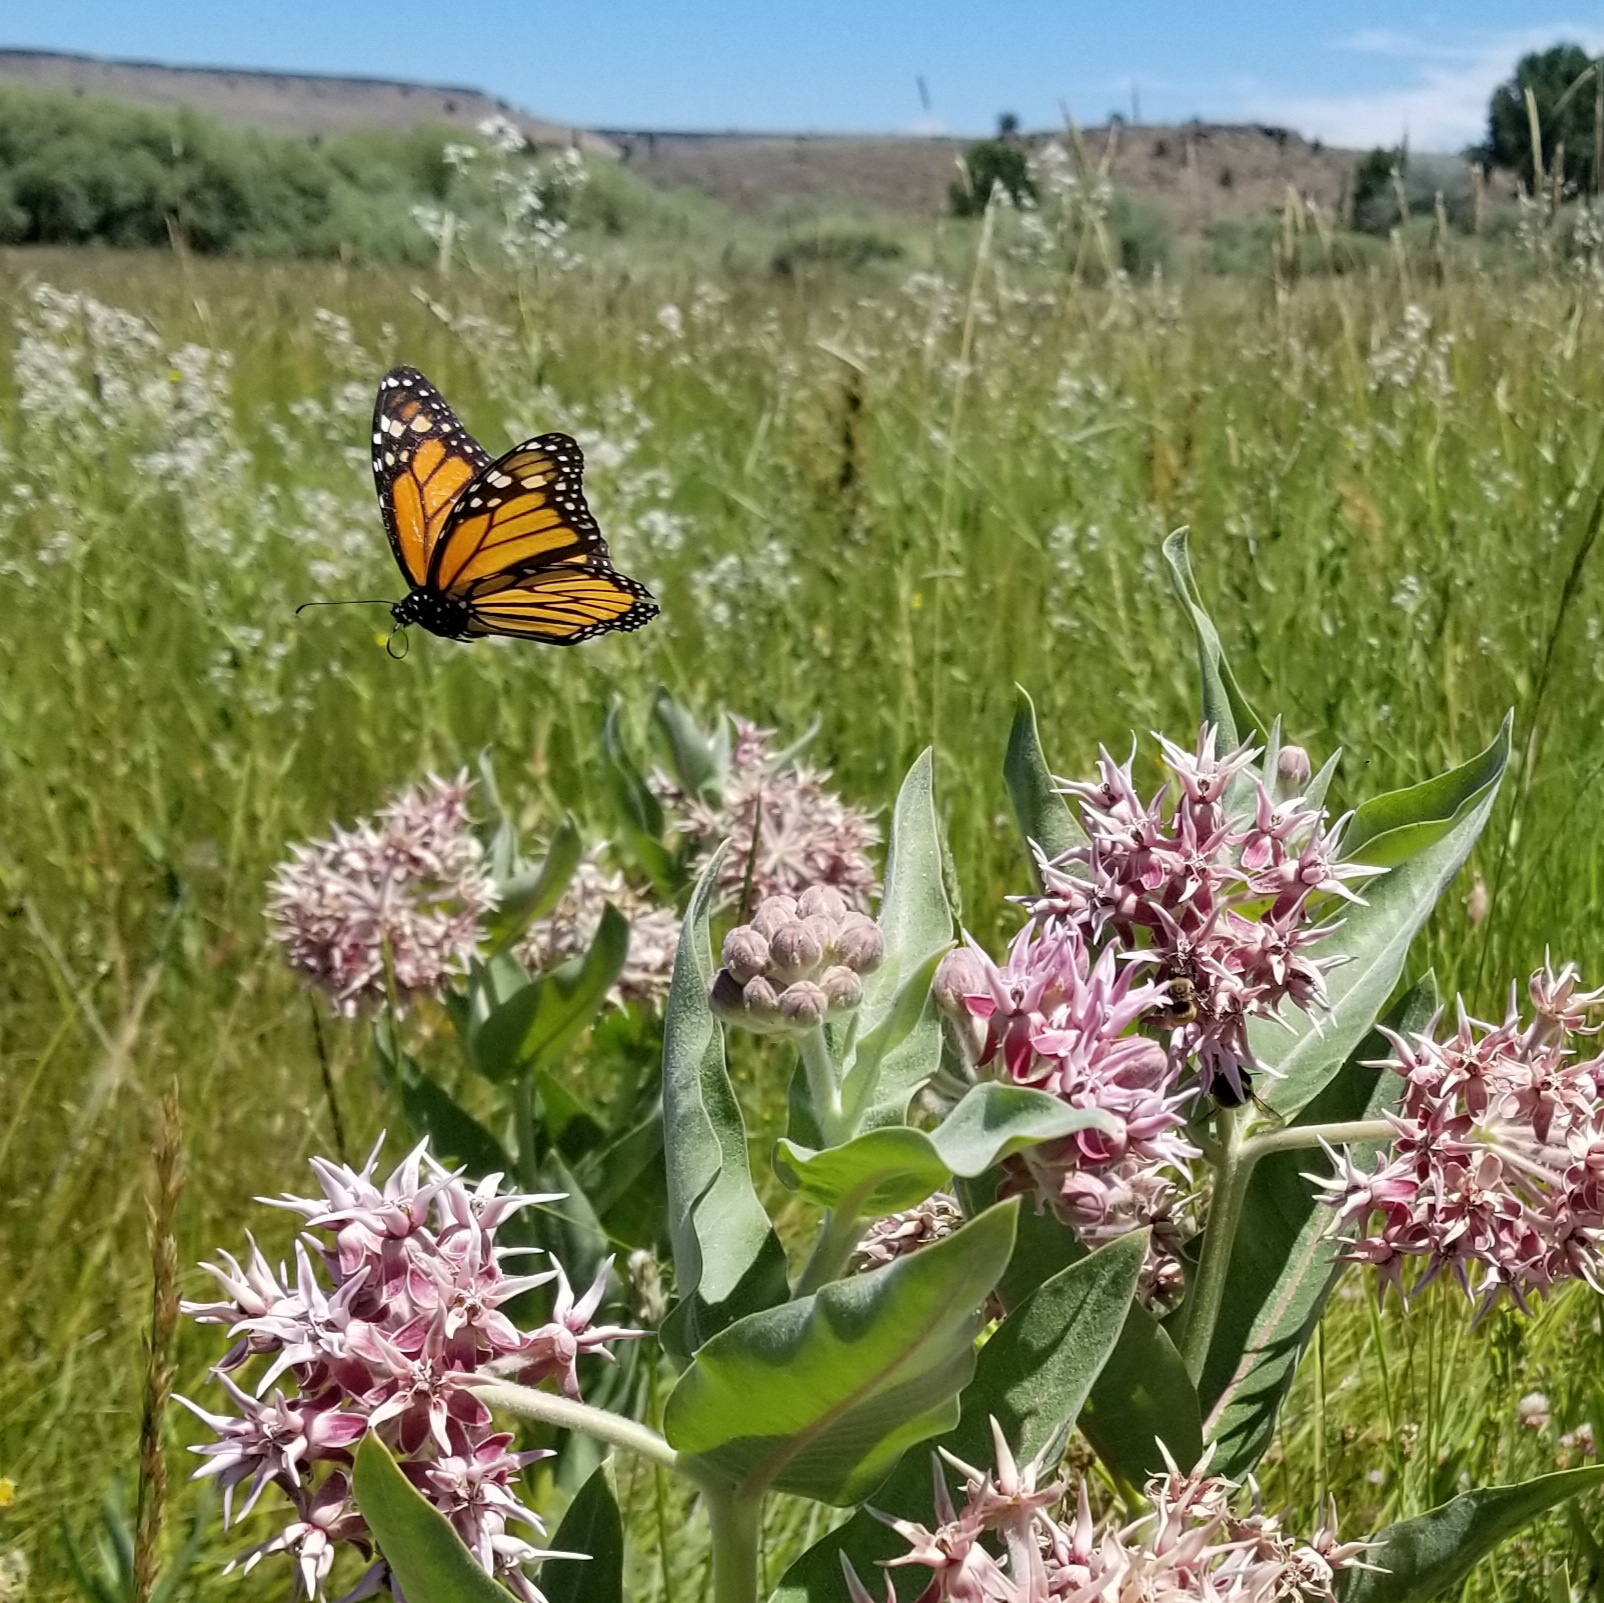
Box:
(181, 531), (1604, 1603)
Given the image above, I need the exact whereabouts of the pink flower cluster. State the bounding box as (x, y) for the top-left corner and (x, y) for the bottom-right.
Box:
(654, 716), (880, 910)
(1319, 963), (1604, 1313)
(934, 728), (1373, 1300)
(266, 774), (495, 1017)
(179, 1140), (644, 1602)
(268, 780), (679, 1018)
(935, 926), (1194, 1304)
(518, 847), (679, 1008)
(847, 1424), (1370, 1602)
(1033, 729), (1374, 1105)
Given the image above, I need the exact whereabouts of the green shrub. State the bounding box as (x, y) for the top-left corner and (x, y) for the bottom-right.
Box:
(950, 138), (1037, 216)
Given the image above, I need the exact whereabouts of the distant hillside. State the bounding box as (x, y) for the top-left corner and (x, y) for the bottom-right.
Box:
(0, 48), (1375, 231)
(0, 47), (614, 153)
(604, 124), (1360, 227)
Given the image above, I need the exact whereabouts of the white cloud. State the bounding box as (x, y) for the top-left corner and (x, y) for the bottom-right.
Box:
(1244, 24), (1604, 151)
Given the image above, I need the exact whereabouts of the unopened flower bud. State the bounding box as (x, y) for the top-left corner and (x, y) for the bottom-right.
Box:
(770, 921), (824, 980)
(819, 964), (864, 1014)
(1465, 875), (1490, 929)
(932, 946), (989, 1065)
(750, 895), (798, 940)
(832, 913), (884, 974)
(933, 947), (987, 1015)
(721, 925), (770, 984)
(709, 969), (747, 1018)
(778, 980), (828, 1030)
(797, 885), (848, 922)
(1274, 744), (1312, 798)
(742, 975), (782, 1020)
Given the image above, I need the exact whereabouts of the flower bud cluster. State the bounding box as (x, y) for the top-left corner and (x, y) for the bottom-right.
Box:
(710, 886), (884, 1033)
(847, 1423), (1371, 1602)
(179, 1140), (644, 1602)
(1319, 962), (1604, 1312)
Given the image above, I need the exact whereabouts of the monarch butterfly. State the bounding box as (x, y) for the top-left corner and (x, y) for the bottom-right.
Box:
(352, 366), (659, 646)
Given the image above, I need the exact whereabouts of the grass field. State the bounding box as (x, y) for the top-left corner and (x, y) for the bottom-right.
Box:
(7, 221), (1604, 1599)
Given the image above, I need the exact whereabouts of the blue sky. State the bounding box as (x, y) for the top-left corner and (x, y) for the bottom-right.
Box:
(9, 4), (1604, 149)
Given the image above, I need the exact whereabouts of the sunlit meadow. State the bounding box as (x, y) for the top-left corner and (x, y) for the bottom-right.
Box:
(10, 167), (1604, 1599)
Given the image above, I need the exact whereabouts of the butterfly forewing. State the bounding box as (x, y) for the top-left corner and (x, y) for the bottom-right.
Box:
(371, 367), (490, 588)
(428, 434), (607, 596)
(463, 569), (659, 644)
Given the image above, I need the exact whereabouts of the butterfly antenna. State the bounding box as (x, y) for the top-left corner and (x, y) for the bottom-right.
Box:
(294, 598), (394, 615)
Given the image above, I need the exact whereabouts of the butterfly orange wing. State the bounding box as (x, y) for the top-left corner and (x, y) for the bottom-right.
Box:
(371, 367), (490, 588)
(462, 568), (660, 644)
(428, 434), (610, 595)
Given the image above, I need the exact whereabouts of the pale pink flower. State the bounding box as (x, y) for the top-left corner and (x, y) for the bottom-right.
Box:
(180, 1140), (638, 1601)
(517, 846), (679, 1008)
(1317, 964), (1604, 1313)
(1031, 726), (1377, 1105)
(656, 717), (880, 909)
(266, 774), (494, 1016)
(512, 1259), (647, 1400)
(850, 1425), (1371, 1601)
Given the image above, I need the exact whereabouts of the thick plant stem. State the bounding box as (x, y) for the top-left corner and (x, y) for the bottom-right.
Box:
(799, 1026), (845, 1145)
(1240, 1118), (1394, 1162)
(1180, 1111), (1395, 1385)
(470, 1379), (693, 1480)
(795, 1204), (866, 1296)
(1179, 1103), (1250, 1386)
(705, 1486), (764, 1603)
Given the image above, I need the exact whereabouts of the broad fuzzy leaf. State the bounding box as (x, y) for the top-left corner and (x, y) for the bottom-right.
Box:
(1161, 528), (1265, 752)
(471, 905), (629, 1083)
(774, 1082), (1116, 1217)
(837, 948), (950, 1137)
(1004, 685), (1083, 881)
(539, 1465), (624, 1603)
(1339, 1466), (1604, 1603)
(1341, 723), (1513, 867)
(1256, 715), (1510, 1117)
(653, 688), (723, 800)
(1079, 1300), (1202, 1491)
(666, 1202), (1018, 1505)
(772, 1232), (1145, 1602)
(660, 853), (788, 1361)
(1199, 976), (1437, 1479)
(352, 1435), (511, 1603)
(853, 750), (957, 1131)
(487, 816), (581, 956)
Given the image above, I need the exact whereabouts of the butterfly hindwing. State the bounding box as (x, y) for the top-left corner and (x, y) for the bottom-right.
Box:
(372, 367), (491, 588)
(429, 434), (607, 596)
(462, 568), (659, 644)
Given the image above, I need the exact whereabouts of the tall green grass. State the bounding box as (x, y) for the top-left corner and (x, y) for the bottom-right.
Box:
(6, 233), (1604, 1598)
